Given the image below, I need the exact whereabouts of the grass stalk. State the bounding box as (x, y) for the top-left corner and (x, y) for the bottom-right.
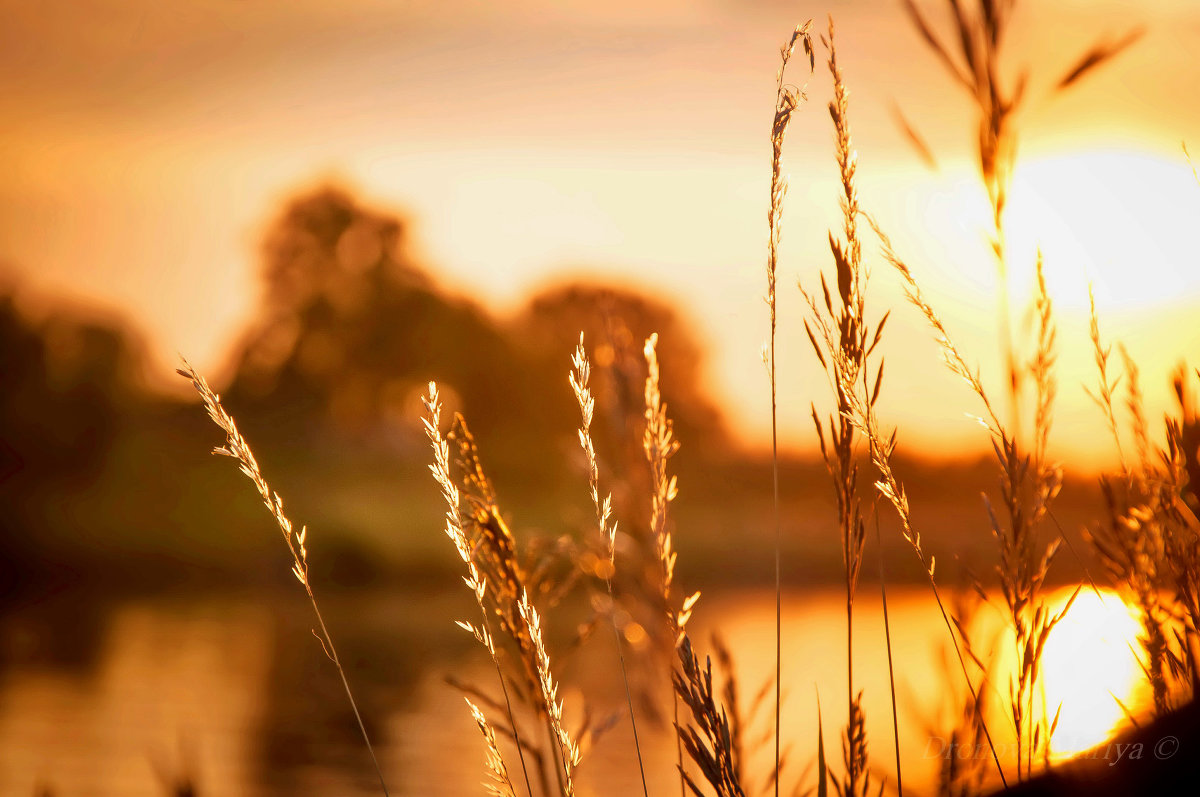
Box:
(864, 216), (1077, 783)
(466, 697), (518, 797)
(674, 636), (747, 797)
(569, 334), (648, 797)
(1087, 285), (1129, 477)
(447, 415), (574, 796)
(823, 224), (1011, 787)
(875, 515), (902, 797)
(423, 383), (536, 797)
(518, 590), (581, 796)
(802, 19), (874, 793)
(177, 360), (390, 796)
(898, 0), (1139, 438)
(605, 578), (647, 795)
(643, 333), (699, 796)
(764, 23), (814, 794)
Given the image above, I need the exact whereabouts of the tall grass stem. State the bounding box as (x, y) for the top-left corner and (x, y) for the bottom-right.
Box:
(178, 360), (390, 796)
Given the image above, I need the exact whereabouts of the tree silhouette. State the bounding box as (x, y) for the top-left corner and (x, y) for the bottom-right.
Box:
(228, 185), (522, 441)
(0, 290), (139, 487)
(512, 282), (727, 458)
(0, 285), (148, 597)
(227, 184), (727, 472)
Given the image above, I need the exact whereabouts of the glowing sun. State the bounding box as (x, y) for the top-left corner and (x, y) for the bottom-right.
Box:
(1004, 149), (1200, 312)
(1039, 587), (1145, 758)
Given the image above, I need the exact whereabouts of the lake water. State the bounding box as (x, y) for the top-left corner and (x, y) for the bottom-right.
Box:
(0, 585), (1148, 796)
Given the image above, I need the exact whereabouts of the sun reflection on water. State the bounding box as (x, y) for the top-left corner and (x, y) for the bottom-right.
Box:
(1039, 587), (1145, 759)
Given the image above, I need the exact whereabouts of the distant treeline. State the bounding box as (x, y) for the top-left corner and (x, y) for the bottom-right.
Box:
(0, 185), (1108, 604)
(0, 183), (729, 600)
(222, 185), (727, 456)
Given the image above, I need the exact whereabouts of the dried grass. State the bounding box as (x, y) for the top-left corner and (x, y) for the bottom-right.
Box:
(674, 637), (746, 797)
(467, 697), (518, 797)
(1085, 305), (1200, 716)
(764, 21), (815, 797)
(570, 334), (648, 796)
(424, 382), (537, 796)
(175, 9), (1183, 797)
(800, 19), (880, 797)
(861, 216), (1078, 781)
(177, 360), (390, 796)
(643, 332), (705, 795)
(898, 0), (1140, 432)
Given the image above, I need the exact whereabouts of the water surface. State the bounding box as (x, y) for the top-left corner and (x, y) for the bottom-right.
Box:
(0, 585), (1145, 795)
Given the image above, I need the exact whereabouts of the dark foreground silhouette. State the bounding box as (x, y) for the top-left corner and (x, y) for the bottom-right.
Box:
(996, 700), (1197, 796)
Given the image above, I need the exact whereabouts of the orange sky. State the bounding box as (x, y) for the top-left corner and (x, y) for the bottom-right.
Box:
(3, 0), (1200, 469)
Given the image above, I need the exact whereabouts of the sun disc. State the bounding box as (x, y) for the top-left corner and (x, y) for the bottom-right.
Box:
(1040, 587), (1144, 758)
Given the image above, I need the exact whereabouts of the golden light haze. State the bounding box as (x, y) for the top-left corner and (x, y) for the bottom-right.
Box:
(3, 0), (1199, 469)
(1038, 588), (1145, 758)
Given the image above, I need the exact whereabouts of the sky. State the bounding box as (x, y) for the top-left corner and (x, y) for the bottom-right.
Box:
(3, 0), (1200, 468)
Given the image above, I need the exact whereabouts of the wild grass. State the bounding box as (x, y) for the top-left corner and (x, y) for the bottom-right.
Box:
(1086, 302), (1200, 717)
(864, 219), (1072, 785)
(800, 18), (883, 797)
(764, 22), (814, 797)
(177, 360), (390, 796)
(176, 4), (1197, 797)
(643, 332), (701, 797)
(897, 0), (1141, 431)
(467, 696), (518, 797)
(883, 0), (1141, 784)
(423, 383), (539, 795)
(570, 334), (649, 796)
(426, 386), (595, 797)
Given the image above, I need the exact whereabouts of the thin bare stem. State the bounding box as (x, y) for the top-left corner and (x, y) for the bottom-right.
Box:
(1088, 285), (1128, 477)
(307, 597), (390, 795)
(830, 328), (1010, 788)
(605, 578), (647, 795)
(876, 514), (902, 797)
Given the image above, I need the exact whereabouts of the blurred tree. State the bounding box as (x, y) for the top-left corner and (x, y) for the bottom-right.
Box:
(0, 290), (140, 488)
(225, 184), (730, 491)
(512, 282), (728, 460)
(0, 284), (149, 598)
(227, 185), (522, 445)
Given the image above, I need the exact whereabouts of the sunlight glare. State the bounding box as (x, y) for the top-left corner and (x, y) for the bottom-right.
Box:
(1003, 150), (1200, 312)
(1040, 587), (1144, 758)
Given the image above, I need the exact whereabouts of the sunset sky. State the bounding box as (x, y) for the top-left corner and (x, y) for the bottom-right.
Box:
(3, 0), (1200, 468)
